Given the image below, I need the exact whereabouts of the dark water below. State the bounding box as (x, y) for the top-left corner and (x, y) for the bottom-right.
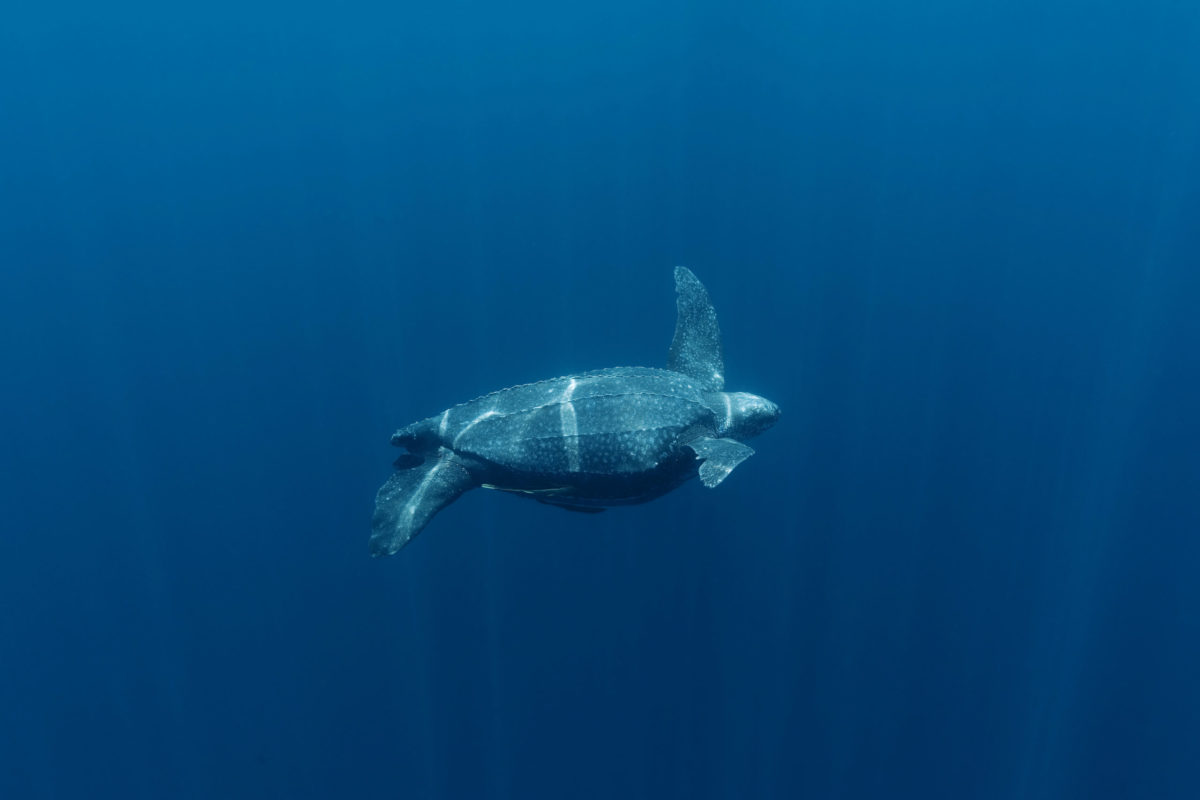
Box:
(2, 2), (1198, 797)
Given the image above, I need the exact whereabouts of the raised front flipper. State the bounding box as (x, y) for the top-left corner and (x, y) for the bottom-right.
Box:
(667, 266), (725, 391)
(687, 437), (754, 488)
(370, 448), (477, 556)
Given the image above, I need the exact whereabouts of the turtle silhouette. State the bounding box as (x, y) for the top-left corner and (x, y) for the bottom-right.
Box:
(370, 267), (780, 556)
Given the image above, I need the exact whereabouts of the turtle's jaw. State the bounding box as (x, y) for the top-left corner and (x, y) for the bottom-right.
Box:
(710, 391), (780, 440)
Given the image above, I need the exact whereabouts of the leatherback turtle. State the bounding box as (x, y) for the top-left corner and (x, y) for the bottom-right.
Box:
(370, 267), (779, 556)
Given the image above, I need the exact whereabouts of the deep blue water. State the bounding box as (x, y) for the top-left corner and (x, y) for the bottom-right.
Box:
(3, 2), (1199, 798)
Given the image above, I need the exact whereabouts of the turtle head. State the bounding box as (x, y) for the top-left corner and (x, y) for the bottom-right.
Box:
(711, 391), (780, 440)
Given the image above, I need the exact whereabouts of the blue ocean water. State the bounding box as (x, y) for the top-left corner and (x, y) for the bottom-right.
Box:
(2, 1), (1199, 797)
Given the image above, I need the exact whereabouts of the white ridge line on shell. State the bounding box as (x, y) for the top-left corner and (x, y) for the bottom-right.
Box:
(560, 377), (580, 472)
(438, 409), (449, 437)
(444, 367), (679, 412)
(453, 410), (499, 447)
(722, 393), (733, 435)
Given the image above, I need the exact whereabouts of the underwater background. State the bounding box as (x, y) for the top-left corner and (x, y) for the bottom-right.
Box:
(2, 1), (1199, 798)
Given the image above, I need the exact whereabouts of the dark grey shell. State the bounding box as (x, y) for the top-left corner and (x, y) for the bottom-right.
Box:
(430, 367), (716, 477)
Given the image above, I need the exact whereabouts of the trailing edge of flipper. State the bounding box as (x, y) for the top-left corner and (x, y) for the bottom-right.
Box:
(370, 448), (476, 556)
(687, 436), (754, 488)
(667, 266), (725, 391)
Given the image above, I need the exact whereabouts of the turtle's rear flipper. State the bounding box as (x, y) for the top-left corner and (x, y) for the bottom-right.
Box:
(370, 448), (476, 556)
(687, 437), (754, 488)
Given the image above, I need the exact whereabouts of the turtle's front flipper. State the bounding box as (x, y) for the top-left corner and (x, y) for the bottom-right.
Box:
(370, 448), (477, 556)
(687, 437), (754, 488)
(667, 267), (725, 391)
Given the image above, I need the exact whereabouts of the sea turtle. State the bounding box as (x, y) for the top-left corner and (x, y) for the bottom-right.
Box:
(370, 266), (780, 556)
